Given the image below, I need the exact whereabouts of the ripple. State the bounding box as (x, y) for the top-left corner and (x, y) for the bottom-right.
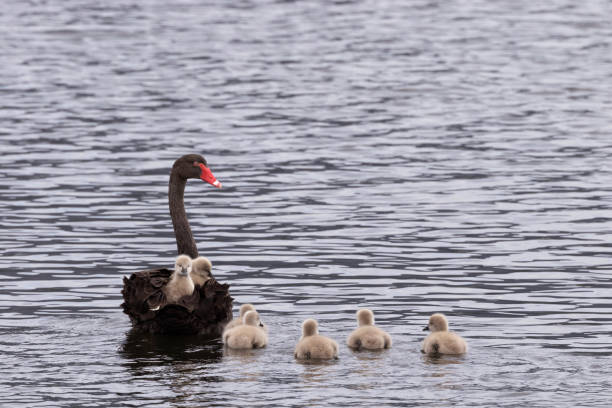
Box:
(1, 0), (612, 406)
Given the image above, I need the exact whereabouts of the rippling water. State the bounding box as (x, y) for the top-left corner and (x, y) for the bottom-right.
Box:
(1, 0), (612, 406)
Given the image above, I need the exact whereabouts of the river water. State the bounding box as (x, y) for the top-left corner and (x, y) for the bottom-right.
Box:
(1, 0), (611, 406)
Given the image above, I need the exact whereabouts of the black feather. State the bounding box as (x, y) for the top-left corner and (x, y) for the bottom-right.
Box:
(121, 267), (233, 335)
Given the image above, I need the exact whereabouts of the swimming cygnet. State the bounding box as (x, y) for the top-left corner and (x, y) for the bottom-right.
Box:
(421, 313), (467, 355)
(346, 309), (392, 350)
(190, 256), (212, 286)
(163, 255), (195, 303)
(294, 319), (339, 360)
(223, 303), (259, 333)
(223, 310), (268, 349)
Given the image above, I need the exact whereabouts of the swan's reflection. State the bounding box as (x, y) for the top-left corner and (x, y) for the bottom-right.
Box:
(119, 329), (224, 381)
(118, 330), (226, 403)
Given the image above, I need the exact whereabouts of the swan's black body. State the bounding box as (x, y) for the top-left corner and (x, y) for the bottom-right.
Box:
(120, 154), (233, 335)
(121, 268), (232, 335)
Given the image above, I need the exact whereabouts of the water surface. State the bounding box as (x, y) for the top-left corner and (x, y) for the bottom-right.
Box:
(1, 0), (612, 406)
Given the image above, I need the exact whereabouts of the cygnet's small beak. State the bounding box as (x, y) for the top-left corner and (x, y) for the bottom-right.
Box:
(422, 325), (429, 331)
(181, 266), (188, 274)
(259, 322), (264, 328)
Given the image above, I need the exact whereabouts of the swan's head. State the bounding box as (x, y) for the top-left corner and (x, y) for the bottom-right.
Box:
(192, 256), (213, 281)
(174, 254), (192, 277)
(302, 319), (318, 337)
(243, 310), (263, 327)
(423, 313), (449, 332)
(173, 154), (221, 188)
(356, 309), (374, 326)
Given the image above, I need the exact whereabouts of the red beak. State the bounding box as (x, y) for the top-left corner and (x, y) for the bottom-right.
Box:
(198, 163), (222, 188)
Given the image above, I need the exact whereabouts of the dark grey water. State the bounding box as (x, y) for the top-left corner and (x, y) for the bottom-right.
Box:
(1, 0), (612, 406)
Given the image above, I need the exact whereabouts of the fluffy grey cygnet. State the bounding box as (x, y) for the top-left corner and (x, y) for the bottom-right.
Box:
(294, 319), (339, 360)
(421, 313), (467, 355)
(223, 303), (269, 334)
(223, 310), (268, 349)
(190, 256), (212, 286)
(162, 255), (195, 303)
(346, 309), (392, 350)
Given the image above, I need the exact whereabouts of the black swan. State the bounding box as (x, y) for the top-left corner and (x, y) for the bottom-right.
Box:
(121, 154), (233, 335)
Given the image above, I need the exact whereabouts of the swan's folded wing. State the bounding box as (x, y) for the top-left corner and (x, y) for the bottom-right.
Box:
(146, 291), (166, 311)
(176, 288), (200, 312)
(121, 268), (172, 323)
(121, 270), (233, 336)
(192, 278), (233, 334)
(154, 304), (198, 334)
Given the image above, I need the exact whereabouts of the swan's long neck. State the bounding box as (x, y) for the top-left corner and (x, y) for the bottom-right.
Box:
(169, 171), (199, 259)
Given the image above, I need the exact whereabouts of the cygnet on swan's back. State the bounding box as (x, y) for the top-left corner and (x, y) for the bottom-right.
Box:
(163, 255), (195, 303)
(347, 309), (392, 350)
(190, 256), (213, 286)
(295, 319), (339, 360)
(421, 313), (467, 355)
(223, 310), (268, 349)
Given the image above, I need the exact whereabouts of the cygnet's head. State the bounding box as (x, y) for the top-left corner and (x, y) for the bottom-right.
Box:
(192, 256), (212, 279)
(356, 309), (375, 326)
(423, 313), (449, 332)
(302, 319), (319, 337)
(243, 310), (263, 327)
(239, 303), (255, 318)
(174, 255), (192, 277)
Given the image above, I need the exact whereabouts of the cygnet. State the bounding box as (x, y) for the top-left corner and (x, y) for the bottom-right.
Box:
(346, 309), (392, 350)
(190, 256), (213, 286)
(163, 254), (195, 303)
(223, 310), (268, 349)
(421, 313), (467, 355)
(224, 303), (265, 333)
(294, 319), (339, 360)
